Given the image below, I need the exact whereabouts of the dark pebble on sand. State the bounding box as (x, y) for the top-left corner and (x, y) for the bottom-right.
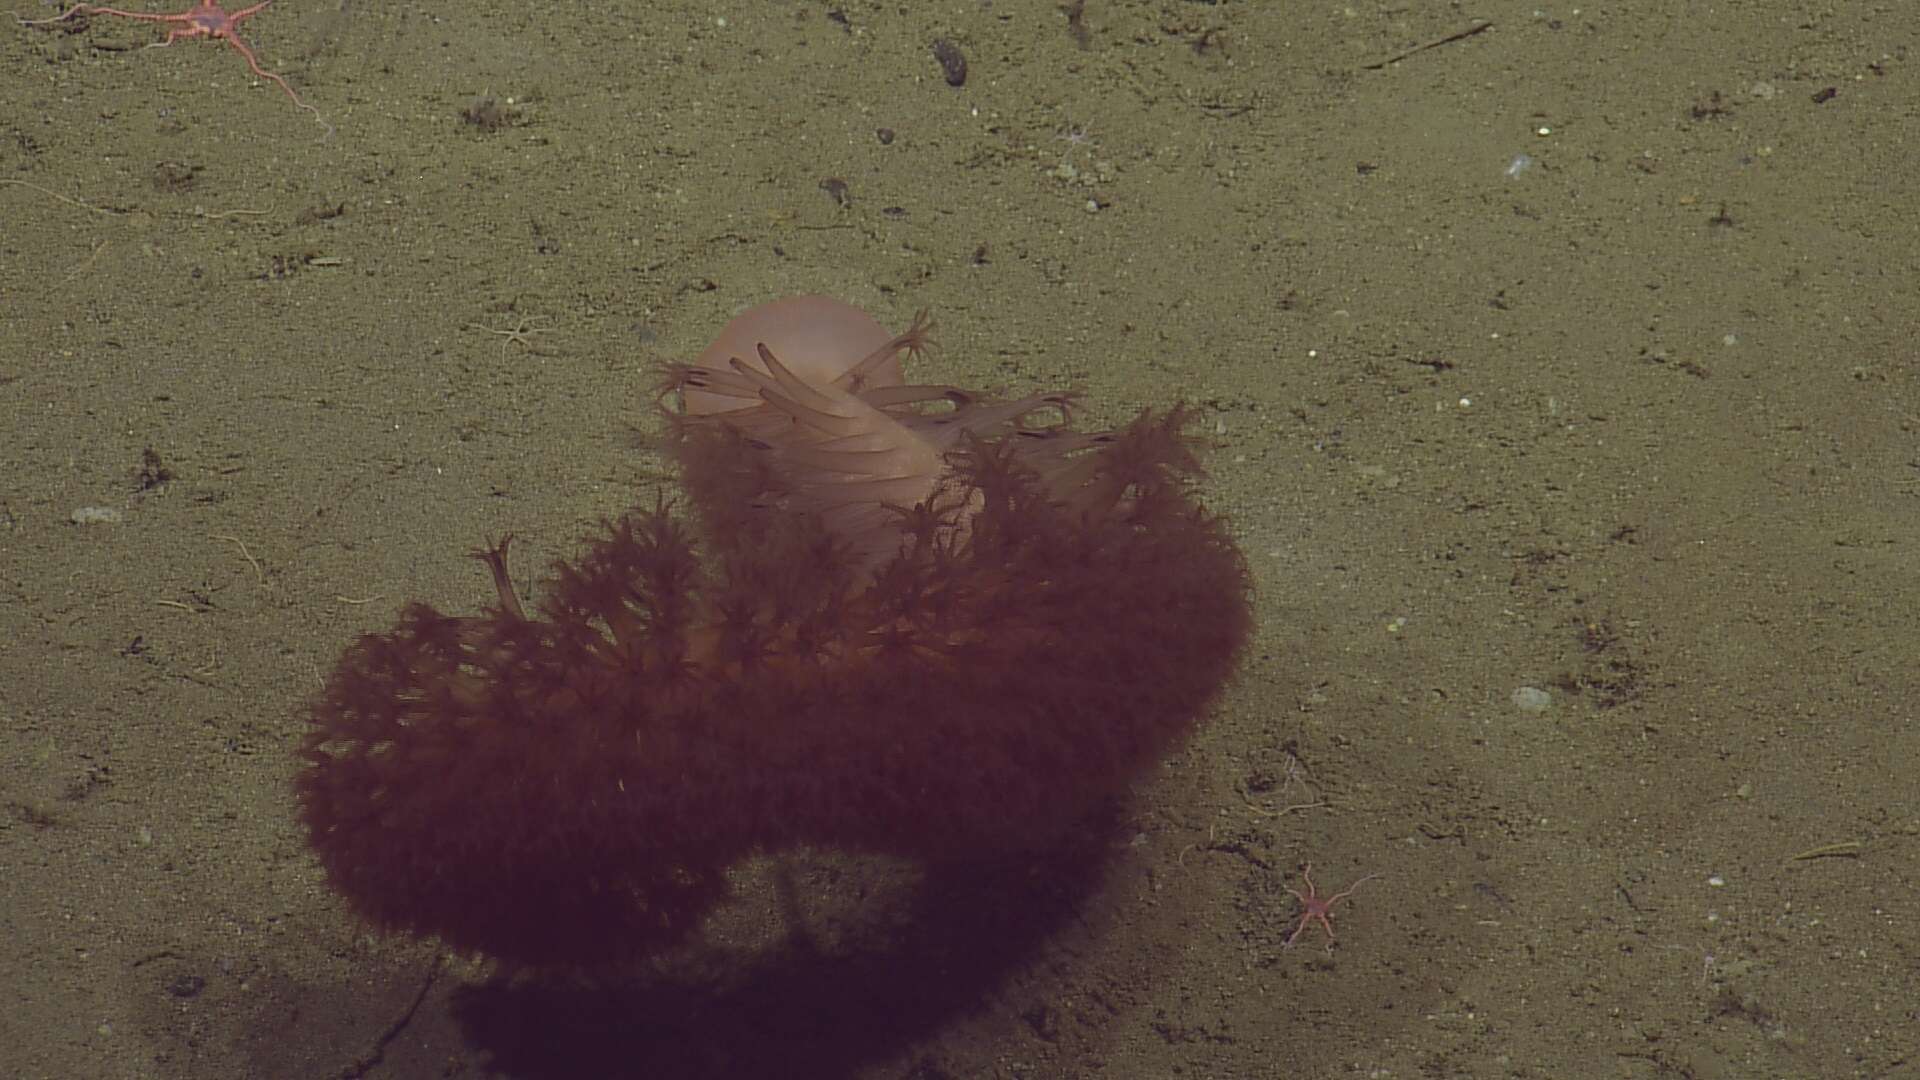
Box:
(932, 38), (967, 86)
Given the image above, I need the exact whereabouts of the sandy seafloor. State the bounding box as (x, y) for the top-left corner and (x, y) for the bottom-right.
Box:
(3, 2), (1916, 1077)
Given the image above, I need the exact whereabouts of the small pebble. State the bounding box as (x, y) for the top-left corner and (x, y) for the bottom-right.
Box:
(70, 506), (122, 526)
(1511, 686), (1552, 713)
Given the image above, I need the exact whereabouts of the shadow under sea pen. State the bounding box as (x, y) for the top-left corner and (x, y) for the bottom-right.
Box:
(295, 295), (1255, 967)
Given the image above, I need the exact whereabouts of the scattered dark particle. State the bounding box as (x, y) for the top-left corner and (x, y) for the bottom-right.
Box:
(1578, 617), (1618, 655)
(167, 974), (206, 999)
(1243, 768), (1278, 796)
(1688, 91), (1731, 120)
(150, 160), (198, 194)
(875, 127), (895, 145)
(970, 243), (990, 266)
(1404, 356), (1455, 372)
(819, 177), (852, 208)
(259, 252), (312, 281)
(7, 800), (58, 827)
(1191, 27), (1229, 58)
(134, 447), (171, 492)
(1200, 100), (1254, 119)
(460, 96), (518, 131)
(1708, 202), (1736, 228)
(294, 202), (347, 226)
(931, 38), (967, 86)
(825, 8), (850, 31)
(1643, 348), (1712, 379)
(1022, 1002), (1060, 1041)
(1060, 0), (1089, 48)
(531, 219), (560, 255)
(881, 205), (907, 218)
(1811, 86), (1837, 104)
(1472, 881), (1516, 912)
(1355, 161), (1379, 176)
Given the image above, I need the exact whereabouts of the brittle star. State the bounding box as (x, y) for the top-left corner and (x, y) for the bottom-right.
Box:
(1283, 863), (1381, 953)
(21, 1), (332, 136)
(464, 315), (556, 355)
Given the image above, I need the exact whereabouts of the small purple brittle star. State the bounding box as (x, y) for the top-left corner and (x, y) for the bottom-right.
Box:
(1283, 863), (1380, 953)
(22, 1), (331, 135)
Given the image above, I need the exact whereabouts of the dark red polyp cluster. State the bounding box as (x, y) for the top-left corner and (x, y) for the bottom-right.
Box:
(297, 304), (1253, 968)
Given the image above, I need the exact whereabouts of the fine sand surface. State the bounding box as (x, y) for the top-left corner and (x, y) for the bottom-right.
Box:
(3, 3), (1915, 1077)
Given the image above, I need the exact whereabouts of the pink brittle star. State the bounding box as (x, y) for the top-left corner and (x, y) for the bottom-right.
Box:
(1283, 862), (1381, 953)
(22, 1), (331, 135)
